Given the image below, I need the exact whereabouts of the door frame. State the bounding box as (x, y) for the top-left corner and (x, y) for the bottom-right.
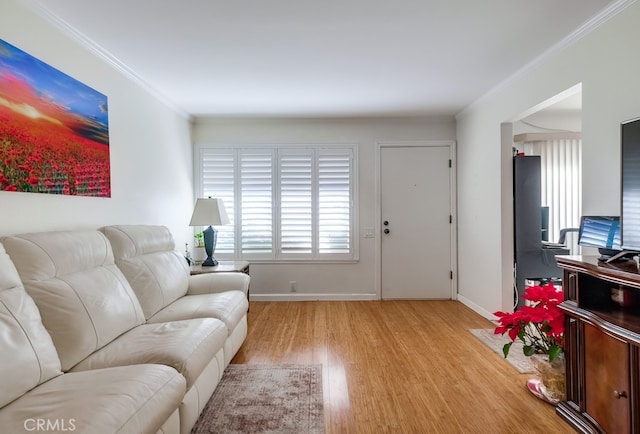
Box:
(374, 140), (458, 300)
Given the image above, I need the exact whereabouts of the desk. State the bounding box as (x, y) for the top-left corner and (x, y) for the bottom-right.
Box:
(515, 247), (568, 308)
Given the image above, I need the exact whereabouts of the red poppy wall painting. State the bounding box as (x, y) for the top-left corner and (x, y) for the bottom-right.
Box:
(0, 39), (110, 197)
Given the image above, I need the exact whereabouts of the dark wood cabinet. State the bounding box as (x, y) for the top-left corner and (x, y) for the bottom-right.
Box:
(556, 256), (640, 433)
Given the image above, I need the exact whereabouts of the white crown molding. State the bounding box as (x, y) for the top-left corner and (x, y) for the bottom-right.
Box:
(20, 0), (191, 120)
(456, 0), (638, 120)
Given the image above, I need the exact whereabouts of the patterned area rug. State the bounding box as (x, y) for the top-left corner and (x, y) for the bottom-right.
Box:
(192, 364), (324, 434)
(470, 329), (535, 373)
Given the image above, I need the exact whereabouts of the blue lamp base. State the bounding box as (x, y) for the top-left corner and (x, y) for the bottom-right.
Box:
(202, 225), (219, 266)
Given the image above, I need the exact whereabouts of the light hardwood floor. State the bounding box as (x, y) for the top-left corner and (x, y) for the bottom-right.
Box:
(232, 300), (574, 434)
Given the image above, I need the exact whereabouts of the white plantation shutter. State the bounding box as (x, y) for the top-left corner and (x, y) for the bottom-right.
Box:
(280, 151), (313, 255)
(240, 151), (274, 255)
(318, 151), (352, 254)
(200, 149), (235, 253)
(195, 144), (356, 260)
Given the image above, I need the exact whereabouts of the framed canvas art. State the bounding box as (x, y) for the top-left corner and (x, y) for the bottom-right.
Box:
(0, 39), (110, 197)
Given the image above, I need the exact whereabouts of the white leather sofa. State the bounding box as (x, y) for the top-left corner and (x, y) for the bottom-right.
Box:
(0, 226), (249, 434)
(100, 225), (249, 429)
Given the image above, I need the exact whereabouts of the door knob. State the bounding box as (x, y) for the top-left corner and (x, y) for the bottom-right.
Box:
(613, 390), (628, 399)
(383, 221), (389, 226)
(384, 229), (390, 234)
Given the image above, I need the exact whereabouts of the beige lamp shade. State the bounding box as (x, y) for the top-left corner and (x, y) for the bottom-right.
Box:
(189, 198), (230, 226)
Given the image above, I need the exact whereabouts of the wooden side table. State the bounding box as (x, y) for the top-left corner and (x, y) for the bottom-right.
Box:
(189, 260), (250, 308)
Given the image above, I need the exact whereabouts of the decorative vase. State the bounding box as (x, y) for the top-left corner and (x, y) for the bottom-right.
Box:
(192, 246), (206, 262)
(530, 354), (566, 404)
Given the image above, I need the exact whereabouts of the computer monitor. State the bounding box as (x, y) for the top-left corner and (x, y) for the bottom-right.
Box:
(578, 216), (620, 249)
(578, 216), (627, 261)
(541, 206), (549, 242)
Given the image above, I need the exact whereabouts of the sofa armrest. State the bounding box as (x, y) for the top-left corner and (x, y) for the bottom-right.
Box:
(187, 272), (250, 296)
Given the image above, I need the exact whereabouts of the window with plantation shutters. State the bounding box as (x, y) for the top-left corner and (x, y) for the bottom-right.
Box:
(195, 145), (356, 261)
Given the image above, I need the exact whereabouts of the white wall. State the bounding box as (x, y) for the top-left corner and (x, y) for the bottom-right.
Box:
(192, 116), (456, 299)
(0, 0), (194, 247)
(456, 2), (640, 317)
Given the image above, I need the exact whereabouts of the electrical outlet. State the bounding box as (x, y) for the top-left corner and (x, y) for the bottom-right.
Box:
(290, 281), (296, 292)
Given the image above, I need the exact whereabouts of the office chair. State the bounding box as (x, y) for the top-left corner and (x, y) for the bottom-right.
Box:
(559, 228), (580, 255)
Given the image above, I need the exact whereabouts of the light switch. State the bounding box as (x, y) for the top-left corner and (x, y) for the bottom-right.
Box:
(364, 228), (375, 238)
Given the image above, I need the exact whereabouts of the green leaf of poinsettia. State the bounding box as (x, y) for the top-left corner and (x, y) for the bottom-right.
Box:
(502, 342), (513, 358)
(548, 345), (563, 362)
(523, 345), (536, 356)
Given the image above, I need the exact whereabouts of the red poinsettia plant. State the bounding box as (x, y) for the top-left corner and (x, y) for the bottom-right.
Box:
(494, 283), (565, 362)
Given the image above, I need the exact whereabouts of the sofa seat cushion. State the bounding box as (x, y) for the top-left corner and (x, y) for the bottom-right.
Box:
(70, 318), (227, 389)
(0, 243), (62, 408)
(0, 364), (185, 434)
(148, 291), (248, 334)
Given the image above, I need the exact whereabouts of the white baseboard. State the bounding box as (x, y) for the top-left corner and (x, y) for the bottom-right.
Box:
(457, 294), (497, 321)
(250, 293), (378, 302)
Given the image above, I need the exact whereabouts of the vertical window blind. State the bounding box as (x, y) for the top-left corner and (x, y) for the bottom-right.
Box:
(195, 145), (356, 261)
(519, 135), (582, 244)
(536, 138), (582, 244)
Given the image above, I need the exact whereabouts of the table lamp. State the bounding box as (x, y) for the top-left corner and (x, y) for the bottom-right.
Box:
(189, 197), (230, 266)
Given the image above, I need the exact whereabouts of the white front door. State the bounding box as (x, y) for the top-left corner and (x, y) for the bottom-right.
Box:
(380, 145), (453, 299)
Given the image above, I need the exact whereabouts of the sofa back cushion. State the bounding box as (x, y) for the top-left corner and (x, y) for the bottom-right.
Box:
(100, 225), (189, 319)
(2, 231), (145, 371)
(0, 243), (62, 408)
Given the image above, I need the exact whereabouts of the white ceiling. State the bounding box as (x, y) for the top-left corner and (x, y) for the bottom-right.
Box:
(28, 0), (619, 118)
